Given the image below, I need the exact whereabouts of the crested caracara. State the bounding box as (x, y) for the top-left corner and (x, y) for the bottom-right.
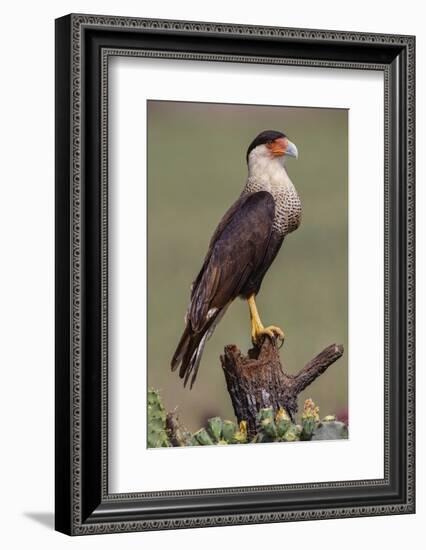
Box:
(171, 130), (301, 388)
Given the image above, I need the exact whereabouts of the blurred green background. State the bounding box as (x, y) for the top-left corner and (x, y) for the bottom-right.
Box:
(147, 100), (348, 432)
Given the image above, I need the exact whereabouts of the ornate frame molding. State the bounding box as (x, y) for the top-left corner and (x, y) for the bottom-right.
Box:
(55, 14), (415, 535)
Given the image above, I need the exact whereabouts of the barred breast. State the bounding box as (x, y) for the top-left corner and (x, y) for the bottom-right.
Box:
(242, 175), (302, 236)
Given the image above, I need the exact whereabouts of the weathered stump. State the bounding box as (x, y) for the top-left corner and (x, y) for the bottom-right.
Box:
(221, 338), (343, 437)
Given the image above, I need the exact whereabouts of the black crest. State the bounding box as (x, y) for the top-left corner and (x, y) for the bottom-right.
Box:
(246, 130), (286, 163)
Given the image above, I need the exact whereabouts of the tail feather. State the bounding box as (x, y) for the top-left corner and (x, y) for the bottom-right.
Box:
(182, 331), (209, 389)
(171, 326), (209, 390)
(171, 325), (192, 371)
(171, 307), (227, 389)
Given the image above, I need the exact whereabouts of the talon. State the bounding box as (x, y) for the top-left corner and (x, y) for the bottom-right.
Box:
(266, 325), (285, 340)
(254, 325), (285, 345)
(248, 294), (285, 347)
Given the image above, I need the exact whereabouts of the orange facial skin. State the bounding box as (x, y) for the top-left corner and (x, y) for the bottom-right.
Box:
(266, 137), (288, 157)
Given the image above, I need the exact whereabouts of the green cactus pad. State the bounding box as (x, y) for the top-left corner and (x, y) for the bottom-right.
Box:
(193, 428), (214, 445)
(282, 424), (302, 442)
(257, 407), (274, 423)
(221, 420), (237, 443)
(206, 417), (223, 443)
(147, 388), (170, 448)
(301, 417), (317, 440)
(275, 408), (292, 437)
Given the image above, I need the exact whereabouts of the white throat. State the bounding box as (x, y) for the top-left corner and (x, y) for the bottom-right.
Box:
(246, 146), (293, 193)
(242, 145), (302, 235)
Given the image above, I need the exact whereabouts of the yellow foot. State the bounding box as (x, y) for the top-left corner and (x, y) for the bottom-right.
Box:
(247, 295), (285, 347)
(252, 324), (285, 346)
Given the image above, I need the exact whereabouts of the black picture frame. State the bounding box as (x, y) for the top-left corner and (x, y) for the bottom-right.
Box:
(55, 13), (415, 535)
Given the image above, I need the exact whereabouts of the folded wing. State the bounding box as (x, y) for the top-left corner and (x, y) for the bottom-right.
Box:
(171, 191), (275, 388)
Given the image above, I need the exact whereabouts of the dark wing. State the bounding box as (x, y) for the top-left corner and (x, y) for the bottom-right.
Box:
(171, 191), (275, 387)
(189, 191), (275, 330)
(190, 192), (260, 298)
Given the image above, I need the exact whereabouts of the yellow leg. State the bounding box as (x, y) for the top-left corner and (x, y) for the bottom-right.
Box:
(247, 295), (284, 345)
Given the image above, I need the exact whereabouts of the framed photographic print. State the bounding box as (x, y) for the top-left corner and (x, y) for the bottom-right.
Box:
(55, 14), (415, 535)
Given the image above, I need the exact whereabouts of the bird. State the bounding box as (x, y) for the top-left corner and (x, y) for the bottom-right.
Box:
(171, 130), (301, 388)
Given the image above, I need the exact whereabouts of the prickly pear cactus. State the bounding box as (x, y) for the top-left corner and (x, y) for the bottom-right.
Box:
(190, 417), (248, 445)
(147, 388), (170, 448)
(147, 388), (348, 447)
(254, 407), (303, 443)
(301, 398), (320, 440)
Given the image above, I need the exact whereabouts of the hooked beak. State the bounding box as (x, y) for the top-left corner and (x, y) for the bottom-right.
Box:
(286, 140), (298, 159)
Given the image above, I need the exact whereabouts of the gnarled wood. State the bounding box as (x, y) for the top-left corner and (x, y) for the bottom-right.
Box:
(221, 338), (344, 437)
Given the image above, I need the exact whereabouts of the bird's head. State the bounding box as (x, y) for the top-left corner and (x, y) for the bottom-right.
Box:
(246, 130), (298, 166)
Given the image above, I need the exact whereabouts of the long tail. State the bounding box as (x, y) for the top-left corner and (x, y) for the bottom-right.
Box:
(171, 323), (211, 389)
(171, 304), (229, 389)
(171, 305), (228, 389)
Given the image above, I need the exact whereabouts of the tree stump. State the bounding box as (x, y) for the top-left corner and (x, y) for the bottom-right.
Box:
(221, 338), (344, 438)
